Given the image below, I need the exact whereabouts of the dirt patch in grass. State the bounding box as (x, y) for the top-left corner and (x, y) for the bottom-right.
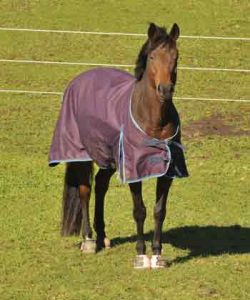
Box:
(183, 113), (250, 139)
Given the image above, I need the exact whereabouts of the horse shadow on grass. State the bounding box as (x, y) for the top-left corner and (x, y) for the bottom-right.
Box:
(111, 225), (250, 264)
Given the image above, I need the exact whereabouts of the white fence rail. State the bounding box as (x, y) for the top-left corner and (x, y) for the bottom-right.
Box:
(1, 89), (249, 103)
(1, 59), (249, 73)
(1, 27), (250, 41)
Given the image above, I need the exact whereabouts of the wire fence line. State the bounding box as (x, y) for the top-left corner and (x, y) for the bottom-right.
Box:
(1, 27), (249, 103)
(1, 27), (250, 41)
(0, 89), (62, 95)
(1, 89), (249, 103)
(1, 59), (250, 73)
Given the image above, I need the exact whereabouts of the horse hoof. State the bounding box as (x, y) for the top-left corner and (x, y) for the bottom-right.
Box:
(80, 239), (96, 254)
(134, 255), (151, 269)
(151, 255), (169, 269)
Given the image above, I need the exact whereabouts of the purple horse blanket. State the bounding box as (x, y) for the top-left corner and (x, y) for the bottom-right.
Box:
(49, 68), (188, 183)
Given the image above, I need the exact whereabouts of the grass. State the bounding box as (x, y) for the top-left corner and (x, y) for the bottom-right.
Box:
(0, 1), (250, 299)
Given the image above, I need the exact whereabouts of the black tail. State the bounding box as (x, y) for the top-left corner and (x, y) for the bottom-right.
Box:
(61, 162), (93, 236)
(61, 182), (82, 236)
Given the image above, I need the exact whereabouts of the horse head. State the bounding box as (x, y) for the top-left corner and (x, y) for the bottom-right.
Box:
(135, 22), (180, 103)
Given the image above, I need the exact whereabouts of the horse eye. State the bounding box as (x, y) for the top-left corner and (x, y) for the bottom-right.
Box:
(149, 55), (154, 60)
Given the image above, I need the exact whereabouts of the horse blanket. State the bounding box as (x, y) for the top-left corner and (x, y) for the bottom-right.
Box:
(49, 68), (188, 183)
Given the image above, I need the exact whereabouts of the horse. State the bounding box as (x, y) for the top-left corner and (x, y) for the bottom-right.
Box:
(49, 22), (188, 269)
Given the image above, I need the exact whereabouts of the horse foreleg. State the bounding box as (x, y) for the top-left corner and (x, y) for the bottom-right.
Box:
(94, 168), (115, 251)
(151, 176), (172, 268)
(129, 181), (150, 268)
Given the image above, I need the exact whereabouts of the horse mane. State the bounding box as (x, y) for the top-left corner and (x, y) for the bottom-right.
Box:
(134, 25), (170, 81)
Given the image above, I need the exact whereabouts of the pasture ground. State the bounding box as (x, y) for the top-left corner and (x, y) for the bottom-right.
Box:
(0, 1), (250, 299)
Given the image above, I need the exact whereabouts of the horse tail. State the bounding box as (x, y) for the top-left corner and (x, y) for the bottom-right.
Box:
(61, 162), (93, 236)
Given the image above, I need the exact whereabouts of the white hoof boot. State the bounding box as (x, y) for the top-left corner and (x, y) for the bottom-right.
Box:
(134, 255), (151, 269)
(151, 255), (168, 269)
(104, 237), (111, 249)
(80, 239), (96, 253)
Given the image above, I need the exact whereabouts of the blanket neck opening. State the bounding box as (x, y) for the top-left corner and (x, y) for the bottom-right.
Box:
(131, 78), (177, 140)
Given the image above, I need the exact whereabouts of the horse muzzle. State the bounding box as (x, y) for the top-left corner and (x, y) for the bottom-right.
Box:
(157, 84), (174, 102)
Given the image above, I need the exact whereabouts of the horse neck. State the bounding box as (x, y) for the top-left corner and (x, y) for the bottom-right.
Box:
(132, 76), (175, 139)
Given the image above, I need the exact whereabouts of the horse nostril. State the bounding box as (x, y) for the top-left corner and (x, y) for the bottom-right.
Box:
(157, 84), (162, 93)
(165, 83), (174, 93)
(169, 84), (174, 93)
(157, 84), (174, 96)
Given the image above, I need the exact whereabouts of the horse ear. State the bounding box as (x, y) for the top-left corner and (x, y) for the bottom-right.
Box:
(169, 23), (180, 41)
(148, 22), (159, 41)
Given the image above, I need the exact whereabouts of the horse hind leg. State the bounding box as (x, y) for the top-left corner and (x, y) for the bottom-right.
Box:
(94, 168), (115, 251)
(61, 161), (95, 252)
(79, 180), (97, 253)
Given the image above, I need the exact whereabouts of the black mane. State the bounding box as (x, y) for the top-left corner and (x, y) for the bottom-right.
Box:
(134, 25), (170, 81)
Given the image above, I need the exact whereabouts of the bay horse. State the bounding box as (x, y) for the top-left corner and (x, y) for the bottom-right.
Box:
(49, 23), (188, 268)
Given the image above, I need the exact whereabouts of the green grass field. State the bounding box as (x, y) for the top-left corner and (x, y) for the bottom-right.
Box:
(0, 1), (250, 299)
